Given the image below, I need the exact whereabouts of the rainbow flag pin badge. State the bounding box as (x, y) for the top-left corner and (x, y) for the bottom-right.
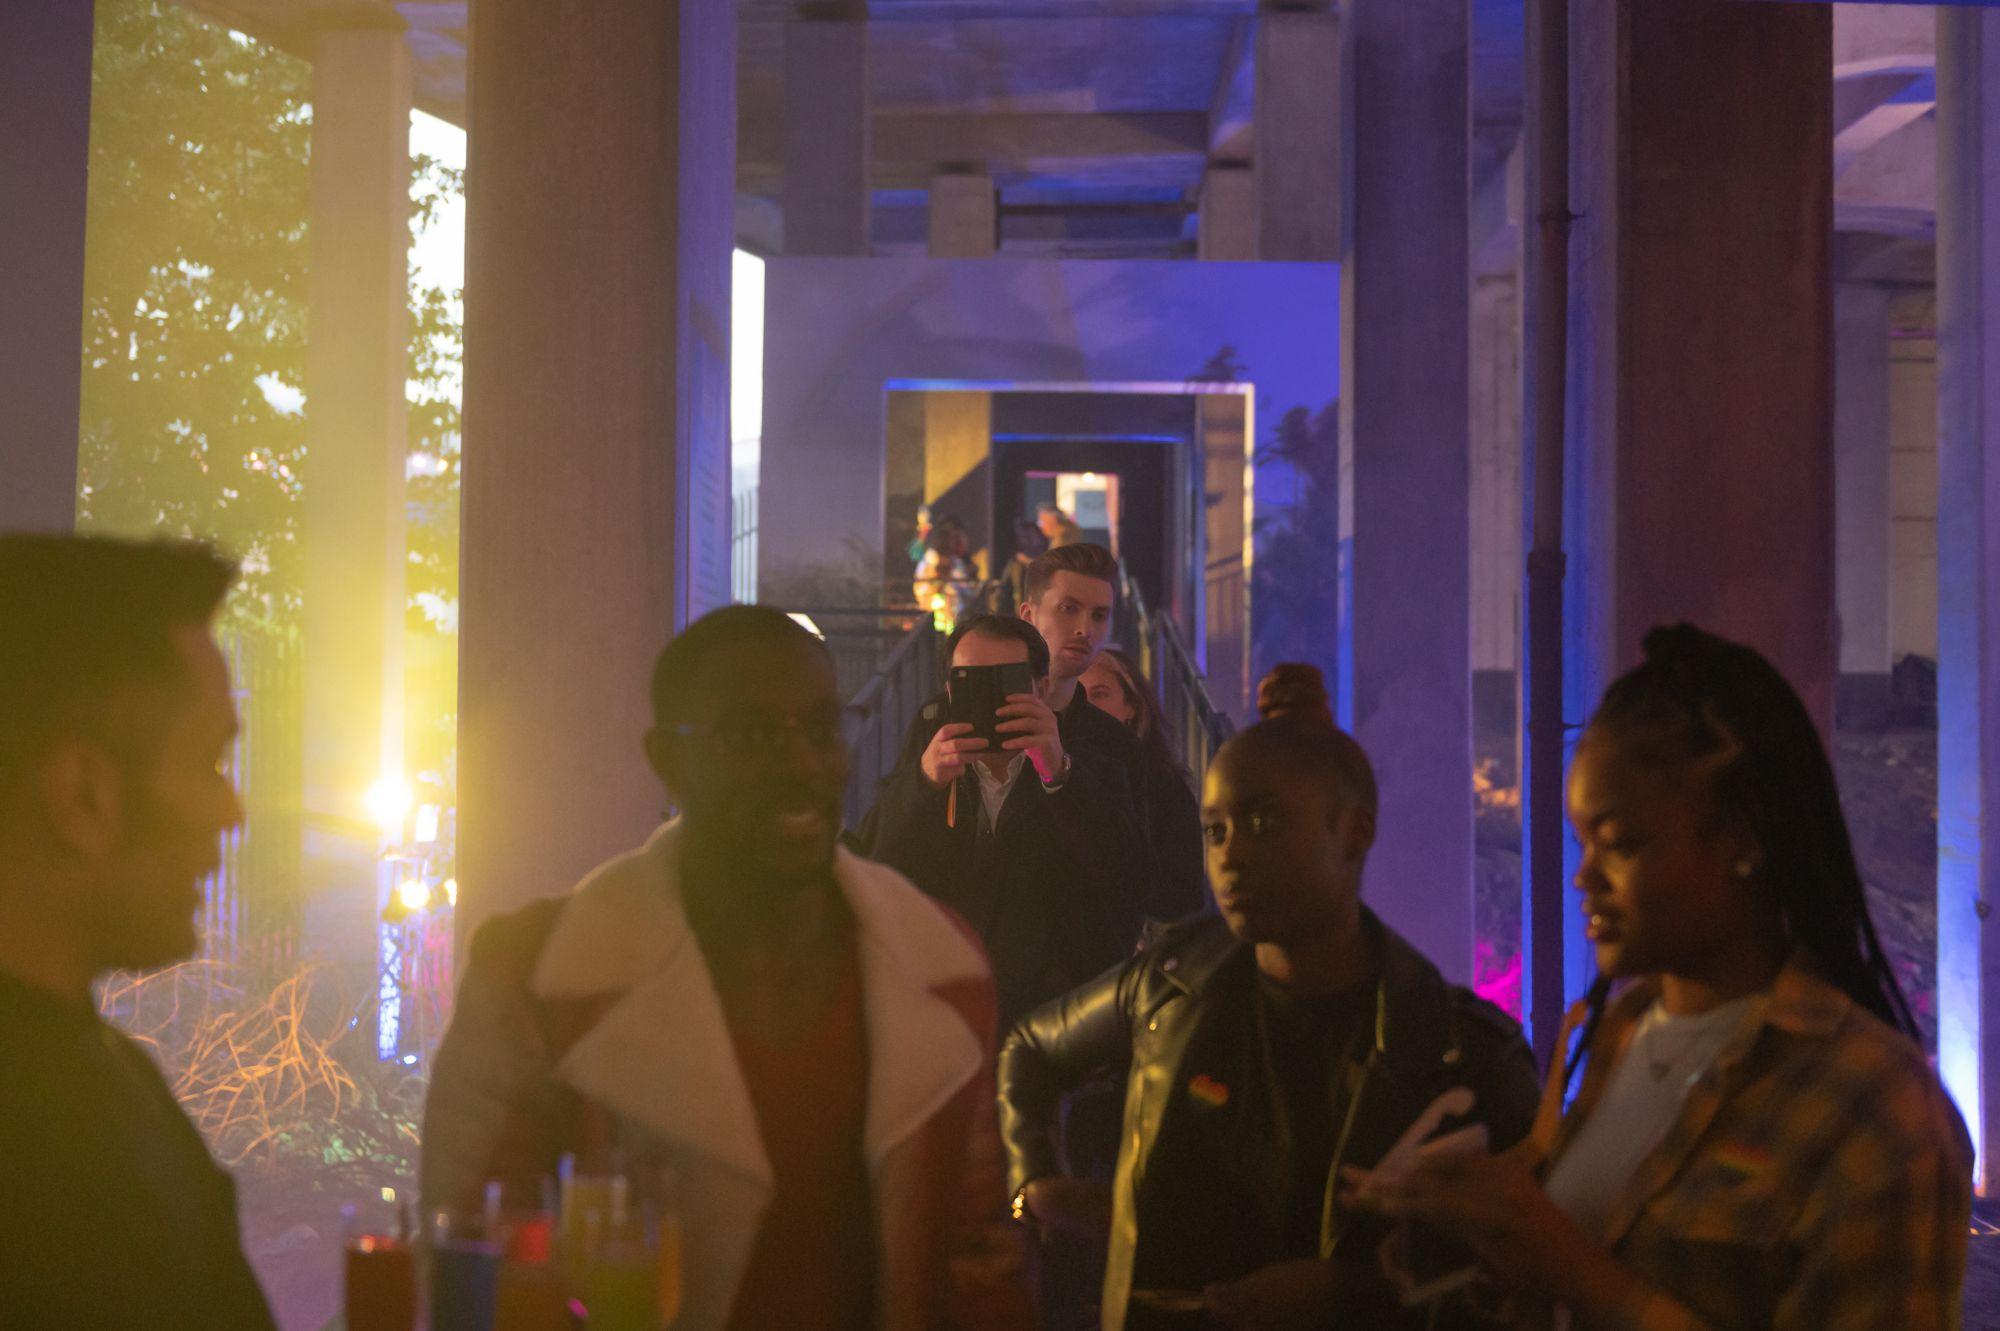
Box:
(1188, 1074), (1230, 1109)
(1711, 1142), (1772, 1182)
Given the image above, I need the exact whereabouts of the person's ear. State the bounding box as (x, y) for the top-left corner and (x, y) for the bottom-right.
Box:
(38, 738), (126, 860)
(1335, 803), (1376, 865)
(1018, 600), (1037, 625)
(643, 728), (687, 806)
(1726, 830), (1766, 884)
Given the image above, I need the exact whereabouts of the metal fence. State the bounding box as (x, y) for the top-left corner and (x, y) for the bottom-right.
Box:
(732, 485), (759, 604)
(202, 632), (304, 976)
(1121, 572), (1236, 785)
(834, 614), (942, 830)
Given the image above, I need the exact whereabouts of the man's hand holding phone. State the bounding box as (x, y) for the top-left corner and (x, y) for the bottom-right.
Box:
(996, 691), (1066, 783)
(921, 721), (987, 790)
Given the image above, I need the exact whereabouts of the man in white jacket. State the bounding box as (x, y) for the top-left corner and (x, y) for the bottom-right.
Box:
(422, 606), (1030, 1331)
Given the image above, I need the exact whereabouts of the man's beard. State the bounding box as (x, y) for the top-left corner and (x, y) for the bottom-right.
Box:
(87, 784), (207, 973)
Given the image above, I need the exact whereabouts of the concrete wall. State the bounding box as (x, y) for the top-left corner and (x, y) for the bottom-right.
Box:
(0, 0), (93, 533)
(458, 0), (735, 934)
(1889, 291), (1940, 664)
(757, 258), (1340, 683)
(923, 390), (995, 567)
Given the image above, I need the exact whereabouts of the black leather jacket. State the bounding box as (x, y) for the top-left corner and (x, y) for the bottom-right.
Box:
(998, 909), (1541, 1331)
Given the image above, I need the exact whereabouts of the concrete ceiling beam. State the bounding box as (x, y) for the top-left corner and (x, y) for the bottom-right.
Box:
(738, 1), (1257, 17)
(1835, 230), (1935, 289)
(872, 110), (1210, 168)
(1837, 99), (1934, 177)
(1207, 17), (1256, 159)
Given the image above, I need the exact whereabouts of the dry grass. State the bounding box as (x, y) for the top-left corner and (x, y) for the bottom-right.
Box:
(99, 959), (423, 1175)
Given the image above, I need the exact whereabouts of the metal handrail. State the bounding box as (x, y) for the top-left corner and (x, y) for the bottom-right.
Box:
(840, 618), (942, 828)
(1119, 571), (1236, 784)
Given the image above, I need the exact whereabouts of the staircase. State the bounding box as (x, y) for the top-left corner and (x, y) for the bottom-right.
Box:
(819, 573), (1237, 833)
(803, 606), (942, 829)
(1120, 571), (1238, 785)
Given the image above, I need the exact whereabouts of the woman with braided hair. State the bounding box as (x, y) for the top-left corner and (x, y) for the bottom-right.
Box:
(1348, 624), (1972, 1330)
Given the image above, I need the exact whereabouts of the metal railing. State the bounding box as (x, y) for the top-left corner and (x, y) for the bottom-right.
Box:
(731, 485), (759, 604)
(839, 615), (943, 829)
(1121, 572), (1236, 785)
(203, 631), (304, 977)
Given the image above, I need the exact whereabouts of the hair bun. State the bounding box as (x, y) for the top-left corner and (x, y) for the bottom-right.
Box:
(1257, 663), (1334, 725)
(1640, 622), (1720, 665)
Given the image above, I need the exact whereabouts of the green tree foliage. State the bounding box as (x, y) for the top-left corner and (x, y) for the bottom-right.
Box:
(1251, 399), (1341, 684)
(406, 154), (464, 632)
(76, 0), (464, 634)
(77, 0), (311, 629)
(1188, 345), (1342, 690)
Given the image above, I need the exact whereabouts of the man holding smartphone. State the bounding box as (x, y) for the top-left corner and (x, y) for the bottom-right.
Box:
(854, 615), (1147, 1033)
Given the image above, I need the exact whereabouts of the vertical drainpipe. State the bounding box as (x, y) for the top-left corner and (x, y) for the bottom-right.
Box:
(1521, 0), (1573, 1069)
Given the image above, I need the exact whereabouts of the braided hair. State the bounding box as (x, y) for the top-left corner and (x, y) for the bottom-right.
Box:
(1567, 624), (1915, 1084)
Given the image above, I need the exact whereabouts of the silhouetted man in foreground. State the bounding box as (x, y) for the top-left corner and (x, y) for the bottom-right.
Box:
(424, 606), (1031, 1330)
(0, 535), (274, 1330)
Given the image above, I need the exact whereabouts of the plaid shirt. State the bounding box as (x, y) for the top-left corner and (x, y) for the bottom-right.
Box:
(1526, 959), (1973, 1331)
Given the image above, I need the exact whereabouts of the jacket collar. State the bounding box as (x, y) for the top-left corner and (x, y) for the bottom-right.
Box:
(1157, 908), (1463, 1072)
(532, 820), (989, 1187)
(1584, 948), (1851, 1057)
(1546, 951), (1851, 1248)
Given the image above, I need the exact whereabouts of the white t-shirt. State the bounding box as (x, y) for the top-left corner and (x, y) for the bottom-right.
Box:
(1544, 993), (1764, 1242)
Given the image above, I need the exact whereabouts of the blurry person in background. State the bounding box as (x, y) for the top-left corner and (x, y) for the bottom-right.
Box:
(1037, 501), (1085, 550)
(916, 514), (980, 633)
(423, 606), (1031, 1331)
(0, 535), (275, 1330)
(990, 519), (1050, 618)
(1347, 625), (1973, 1330)
(908, 504), (936, 567)
(1081, 646), (1179, 780)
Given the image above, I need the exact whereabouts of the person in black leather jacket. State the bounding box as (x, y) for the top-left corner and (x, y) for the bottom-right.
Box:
(997, 716), (1540, 1331)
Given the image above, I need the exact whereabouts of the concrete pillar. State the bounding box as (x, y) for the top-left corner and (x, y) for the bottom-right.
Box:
(1560, 0), (1834, 1015)
(0, 0), (93, 533)
(1934, 2), (2000, 1195)
(1256, 9), (1340, 262)
(460, 0), (736, 937)
(1567, 0), (1835, 718)
(783, 19), (869, 256)
(922, 391), (993, 560)
(1834, 284), (1893, 697)
(1470, 272), (1522, 679)
(928, 171), (997, 259)
(300, 28), (411, 922)
(1198, 164), (1256, 263)
(1888, 294), (1940, 665)
(1200, 392), (1251, 718)
(1337, 0), (1473, 981)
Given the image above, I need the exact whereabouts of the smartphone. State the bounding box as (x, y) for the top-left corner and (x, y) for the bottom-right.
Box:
(946, 662), (1036, 749)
